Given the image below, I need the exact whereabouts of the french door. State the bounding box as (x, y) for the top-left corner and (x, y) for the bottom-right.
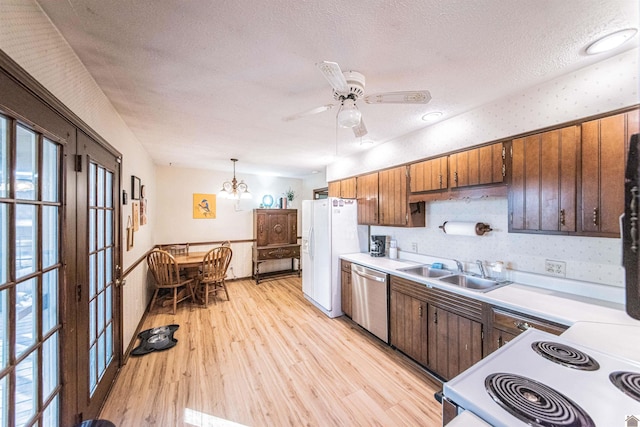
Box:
(71, 131), (122, 422)
(0, 112), (121, 425)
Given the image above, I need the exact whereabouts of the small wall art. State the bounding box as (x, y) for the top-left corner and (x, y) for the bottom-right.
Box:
(131, 175), (141, 200)
(193, 193), (216, 219)
(132, 202), (140, 231)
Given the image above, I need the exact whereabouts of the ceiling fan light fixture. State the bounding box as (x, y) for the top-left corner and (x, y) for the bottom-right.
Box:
(585, 28), (637, 55)
(337, 98), (361, 128)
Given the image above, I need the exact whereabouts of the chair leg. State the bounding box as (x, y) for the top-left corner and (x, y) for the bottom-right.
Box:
(149, 289), (160, 313)
(222, 279), (230, 301)
(173, 288), (178, 315)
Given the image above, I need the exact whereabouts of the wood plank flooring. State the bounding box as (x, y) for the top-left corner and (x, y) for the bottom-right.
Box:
(100, 277), (443, 426)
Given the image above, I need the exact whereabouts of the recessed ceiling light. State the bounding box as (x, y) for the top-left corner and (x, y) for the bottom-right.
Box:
(585, 28), (638, 55)
(422, 112), (443, 122)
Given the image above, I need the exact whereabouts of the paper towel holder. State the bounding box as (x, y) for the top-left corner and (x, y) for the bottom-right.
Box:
(439, 221), (493, 236)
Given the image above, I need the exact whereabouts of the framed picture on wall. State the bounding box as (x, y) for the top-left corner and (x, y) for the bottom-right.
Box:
(131, 176), (141, 200)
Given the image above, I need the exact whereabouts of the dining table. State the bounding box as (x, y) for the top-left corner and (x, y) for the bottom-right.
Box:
(170, 251), (209, 304)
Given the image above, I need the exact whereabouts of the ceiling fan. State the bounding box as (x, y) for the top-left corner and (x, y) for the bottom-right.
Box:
(284, 61), (432, 138)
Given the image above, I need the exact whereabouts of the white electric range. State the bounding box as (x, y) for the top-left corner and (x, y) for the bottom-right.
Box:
(442, 328), (640, 426)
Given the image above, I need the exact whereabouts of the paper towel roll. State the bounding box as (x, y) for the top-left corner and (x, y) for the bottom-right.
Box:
(439, 221), (492, 236)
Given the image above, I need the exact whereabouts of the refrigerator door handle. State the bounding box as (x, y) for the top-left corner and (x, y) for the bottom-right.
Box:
(309, 227), (314, 259)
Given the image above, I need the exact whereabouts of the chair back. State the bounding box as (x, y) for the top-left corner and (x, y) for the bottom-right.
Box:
(147, 249), (182, 287)
(160, 243), (189, 256)
(201, 246), (232, 281)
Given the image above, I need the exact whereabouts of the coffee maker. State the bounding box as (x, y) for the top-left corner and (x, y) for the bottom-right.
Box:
(370, 235), (386, 257)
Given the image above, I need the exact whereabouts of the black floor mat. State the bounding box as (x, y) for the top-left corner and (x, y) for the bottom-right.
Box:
(131, 324), (179, 356)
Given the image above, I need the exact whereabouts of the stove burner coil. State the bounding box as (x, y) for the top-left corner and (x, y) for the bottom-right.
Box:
(485, 373), (595, 427)
(531, 341), (600, 371)
(610, 371), (640, 402)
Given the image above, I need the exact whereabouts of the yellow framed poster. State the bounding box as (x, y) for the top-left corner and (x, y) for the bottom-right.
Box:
(193, 193), (216, 219)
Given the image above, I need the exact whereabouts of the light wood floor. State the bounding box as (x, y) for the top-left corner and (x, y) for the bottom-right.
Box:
(100, 277), (443, 426)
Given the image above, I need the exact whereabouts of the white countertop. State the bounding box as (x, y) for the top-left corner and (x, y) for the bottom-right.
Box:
(340, 252), (640, 360)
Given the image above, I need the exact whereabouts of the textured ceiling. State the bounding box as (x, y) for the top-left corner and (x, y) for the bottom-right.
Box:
(36, 0), (639, 177)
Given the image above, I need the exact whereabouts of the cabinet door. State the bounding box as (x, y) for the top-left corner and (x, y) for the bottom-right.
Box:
(390, 289), (428, 366)
(451, 143), (504, 189)
(428, 306), (483, 380)
(265, 212), (290, 245)
(357, 172), (379, 224)
(328, 181), (341, 198)
(488, 328), (518, 354)
(254, 211), (269, 246)
(410, 157), (447, 192)
(340, 260), (352, 318)
(379, 166), (408, 226)
(582, 110), (639, 235)
(287, 211), (297, 244)
(340, 177), (357, 198)
(510, 126), (578, 232)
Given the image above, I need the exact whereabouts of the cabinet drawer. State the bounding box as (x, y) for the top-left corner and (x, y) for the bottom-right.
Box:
(256, 245), (300, 260)
(493, 309), (567, 336)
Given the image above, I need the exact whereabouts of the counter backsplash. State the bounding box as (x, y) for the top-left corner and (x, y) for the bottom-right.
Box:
(370, 197), (624, 301)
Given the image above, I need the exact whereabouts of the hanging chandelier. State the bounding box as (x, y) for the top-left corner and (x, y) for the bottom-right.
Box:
(218, 158), (251, 199)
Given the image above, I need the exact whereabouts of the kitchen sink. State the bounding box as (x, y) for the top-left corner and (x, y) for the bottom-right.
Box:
(397, 265), (455, 278)
(438, 274), (509, 292)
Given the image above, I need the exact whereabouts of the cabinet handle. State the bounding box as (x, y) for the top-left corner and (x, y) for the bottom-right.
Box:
(434, 311), (438, 324)
(631, 185), (639, 253)
(497, 336), (502, 348)
(592, 208), (598, 226)
(501, 164), (506, 177)
(515, 321), (531, 331)
(560, 209), (565, 226)
(453, 171), (458, 184)
(418, 305), (423, 318)
(439, 174), (443, 187)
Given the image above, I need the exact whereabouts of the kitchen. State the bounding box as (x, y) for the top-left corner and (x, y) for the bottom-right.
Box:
(1, 0), (639, 426)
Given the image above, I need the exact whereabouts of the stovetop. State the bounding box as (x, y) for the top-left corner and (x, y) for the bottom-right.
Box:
(443, 328), (640, 426)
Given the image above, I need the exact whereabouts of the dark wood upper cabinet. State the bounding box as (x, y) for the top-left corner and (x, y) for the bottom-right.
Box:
(409, 157), (448, 192)
(510, 126), (578, 233)
(581, 109), (639, 236)
(328, 177), (357, 198)
(450, 143), (505, 189)
(356, 171), (379, 225)
(357, 167), (425, 227)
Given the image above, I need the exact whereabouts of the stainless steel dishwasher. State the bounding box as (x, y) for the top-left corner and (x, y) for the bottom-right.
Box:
(351, 264), (389, 343)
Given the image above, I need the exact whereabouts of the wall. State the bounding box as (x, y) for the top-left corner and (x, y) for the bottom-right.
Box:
(301, 169), (328, 200)
(155, 165), (303, 277)
(0, 0), (156, 346)
(328, 48), (639, 296)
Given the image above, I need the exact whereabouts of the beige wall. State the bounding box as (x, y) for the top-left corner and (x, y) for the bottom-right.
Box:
(0, 0), (156, 345)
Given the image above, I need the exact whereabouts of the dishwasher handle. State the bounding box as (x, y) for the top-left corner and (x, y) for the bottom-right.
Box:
(351, 264), (387, 282)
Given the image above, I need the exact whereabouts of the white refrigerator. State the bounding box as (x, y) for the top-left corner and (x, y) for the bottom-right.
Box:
(301, 198), (367, 318)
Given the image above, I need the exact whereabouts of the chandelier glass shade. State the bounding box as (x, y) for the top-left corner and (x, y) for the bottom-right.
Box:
(218, 158), (251, 199)
(337, 96), (361, 128)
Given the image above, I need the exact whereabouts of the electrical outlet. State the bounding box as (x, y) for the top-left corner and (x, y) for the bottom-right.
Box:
(411, 242), (418, 252)
(544, 259), (566, 277)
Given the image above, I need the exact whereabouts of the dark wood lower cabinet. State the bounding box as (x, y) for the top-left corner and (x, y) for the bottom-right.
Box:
(428, 306), (483, 380)
(340, 260), (352, 318)
(390, 276), (484, 380)
(390, 288), (428, 366)
(488, 307), (567, 354)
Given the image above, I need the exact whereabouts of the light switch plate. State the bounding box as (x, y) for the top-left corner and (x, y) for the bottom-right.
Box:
(545, 259), (566, 277)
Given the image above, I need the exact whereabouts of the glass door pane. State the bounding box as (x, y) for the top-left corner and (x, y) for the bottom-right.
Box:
(0, 118), (62, 426)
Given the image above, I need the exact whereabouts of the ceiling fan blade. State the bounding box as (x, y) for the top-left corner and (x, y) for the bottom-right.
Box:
(364, 90), (432, 104)
(283, 104), (335, 122)
(316, 61), (348, 93)
(353, 119), (368, 138)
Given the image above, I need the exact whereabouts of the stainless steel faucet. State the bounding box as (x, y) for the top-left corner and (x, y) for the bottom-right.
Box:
(476, 260), (487, 278)
(453, 259), (464, 273)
